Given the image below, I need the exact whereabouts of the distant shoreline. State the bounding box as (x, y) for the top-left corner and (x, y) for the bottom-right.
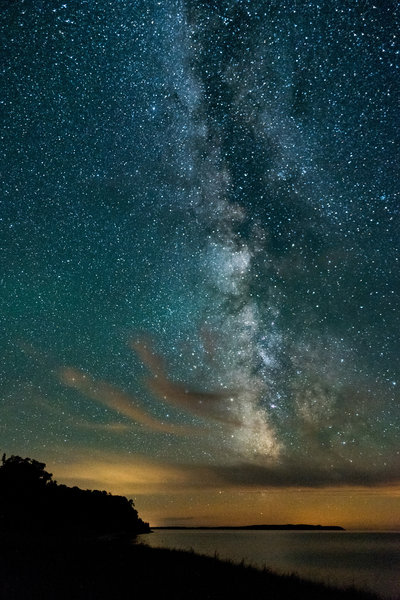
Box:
(152, 524), (345, 531)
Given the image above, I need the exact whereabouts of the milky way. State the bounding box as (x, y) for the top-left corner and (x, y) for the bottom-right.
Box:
(1, 1), (399, 490)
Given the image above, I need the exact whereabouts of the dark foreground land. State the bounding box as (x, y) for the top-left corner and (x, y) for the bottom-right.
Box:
(0, 457), (387, 599)
(0, 533), (383, 600)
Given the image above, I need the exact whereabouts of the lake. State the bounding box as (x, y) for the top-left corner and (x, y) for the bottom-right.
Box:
(137, 530), (400, 599)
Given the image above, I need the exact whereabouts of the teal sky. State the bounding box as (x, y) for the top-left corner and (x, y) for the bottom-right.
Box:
(1, 0), (399, 526)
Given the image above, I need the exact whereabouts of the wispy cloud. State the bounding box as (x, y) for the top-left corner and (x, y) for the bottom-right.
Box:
(132, 339), (241, 425)
(74, 421), (131, 433)
(58, 366), (194, 435)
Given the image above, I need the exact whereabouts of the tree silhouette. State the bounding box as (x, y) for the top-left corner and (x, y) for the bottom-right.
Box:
(0, 454), (53, 489)
(0, 454), (150, 535)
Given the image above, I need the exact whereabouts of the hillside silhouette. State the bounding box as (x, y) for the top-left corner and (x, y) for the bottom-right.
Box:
(0, 454), (150, 535)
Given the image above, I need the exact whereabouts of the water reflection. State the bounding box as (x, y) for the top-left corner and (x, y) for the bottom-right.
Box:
(138, 530), (400, 598)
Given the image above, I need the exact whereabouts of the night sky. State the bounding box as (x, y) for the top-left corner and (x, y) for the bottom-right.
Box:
(1, 0), (399, 528)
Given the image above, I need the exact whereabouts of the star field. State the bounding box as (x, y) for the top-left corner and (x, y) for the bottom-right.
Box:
(1, 1), (399, 525)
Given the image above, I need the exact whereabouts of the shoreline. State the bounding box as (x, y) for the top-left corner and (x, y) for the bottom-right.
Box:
(0, 532), (386, 600)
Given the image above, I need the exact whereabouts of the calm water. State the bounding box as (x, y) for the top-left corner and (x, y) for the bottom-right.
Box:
(138, 530), (400, 599)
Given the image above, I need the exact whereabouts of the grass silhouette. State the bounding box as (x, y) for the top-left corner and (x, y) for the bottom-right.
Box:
(0, 532), (387, 600)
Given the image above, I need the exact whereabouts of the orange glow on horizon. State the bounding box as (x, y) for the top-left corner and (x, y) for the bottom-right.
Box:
(48, 451), (400, 531)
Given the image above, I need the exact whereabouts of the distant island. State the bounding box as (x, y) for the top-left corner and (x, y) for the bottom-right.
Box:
(153, 524), (345, 531)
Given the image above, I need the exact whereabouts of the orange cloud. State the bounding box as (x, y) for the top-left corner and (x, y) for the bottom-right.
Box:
(132, 339), (241, 425)
(50, 453), (190, 496)
(58, 366), (194, 435)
